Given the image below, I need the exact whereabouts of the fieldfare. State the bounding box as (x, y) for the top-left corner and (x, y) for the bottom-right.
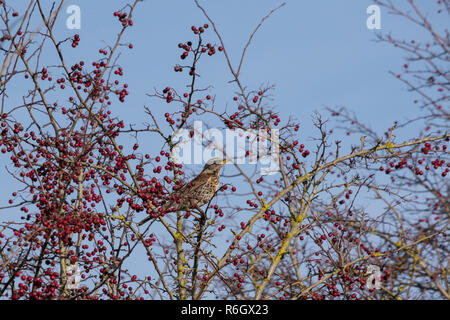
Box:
(138, 157), (226, 226)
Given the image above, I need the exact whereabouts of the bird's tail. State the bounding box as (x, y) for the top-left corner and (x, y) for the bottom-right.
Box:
(137, 215), (152, 226)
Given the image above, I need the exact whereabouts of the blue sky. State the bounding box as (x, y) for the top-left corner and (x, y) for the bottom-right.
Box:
(3, 0), (445, 191)
(55, 0), (444, 135)
(6, 1), (445, 144)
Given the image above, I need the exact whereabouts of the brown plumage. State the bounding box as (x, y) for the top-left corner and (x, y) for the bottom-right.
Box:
(138, 158), (226, 226)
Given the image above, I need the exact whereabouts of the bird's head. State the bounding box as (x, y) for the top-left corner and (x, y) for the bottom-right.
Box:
(202, 157), (227, 174)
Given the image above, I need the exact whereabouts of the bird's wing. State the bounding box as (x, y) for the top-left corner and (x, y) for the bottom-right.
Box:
(139, 175), (213, 225)
(183, 174), (210, 193)
(164, 174), (211, 209)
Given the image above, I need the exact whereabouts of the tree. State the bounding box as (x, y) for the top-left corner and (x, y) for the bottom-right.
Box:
(0, 0), (448, 300)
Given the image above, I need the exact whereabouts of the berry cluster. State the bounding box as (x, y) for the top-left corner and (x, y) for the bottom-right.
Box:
(71, 34), (80, 48)
(113, 11), (133, 27)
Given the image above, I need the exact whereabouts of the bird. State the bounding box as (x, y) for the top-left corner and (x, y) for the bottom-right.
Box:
(138, 157), (227, 226)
